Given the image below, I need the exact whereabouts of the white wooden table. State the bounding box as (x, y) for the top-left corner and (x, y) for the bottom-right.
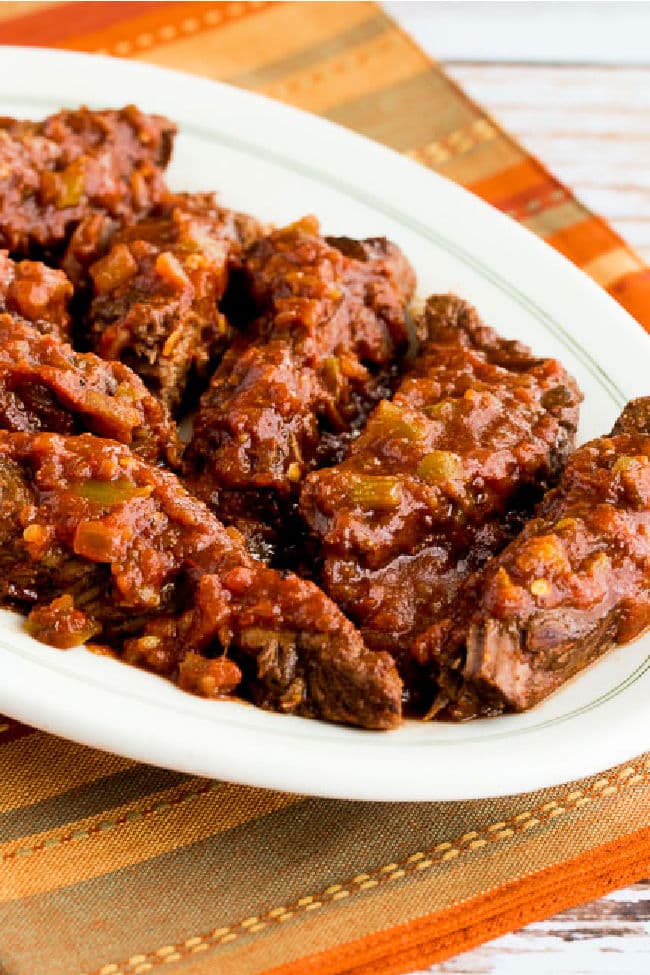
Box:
(446, 61), (650, 266)
(384, 3), (650, 972)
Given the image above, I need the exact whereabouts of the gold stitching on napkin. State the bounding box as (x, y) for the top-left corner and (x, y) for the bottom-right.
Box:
(80, 759), (650, 975)
(406, 118), (498, 167)
(1, 780), (220, 861)
(94, 1), (270, 58)
(264, 34), (397, 101)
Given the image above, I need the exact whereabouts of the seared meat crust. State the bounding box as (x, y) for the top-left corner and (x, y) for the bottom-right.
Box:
(0, 106), (175, 257)
(86, 192), (261, 412)
(0, 431), (401, 729)
(300, 294), (582, 703)
(416, 397), (650, 719)
(185, 216), (416, 557)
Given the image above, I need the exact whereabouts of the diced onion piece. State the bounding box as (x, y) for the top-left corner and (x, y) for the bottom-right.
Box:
(321, 356), (342, 391)
(155, 250), (191, 290)
(162, 327), (185, 357)
(90, 244), (138, 294)
(178, 652), (242, 698)
(56, 159), (86, 208)
(25, 594), (101, 649)
(74, 521), (125, 562)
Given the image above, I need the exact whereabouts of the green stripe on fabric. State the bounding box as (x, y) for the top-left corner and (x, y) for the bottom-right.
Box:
(225, 13), (388, 90)
(324, 71), (477, 153)
(0, 766), (189, 844)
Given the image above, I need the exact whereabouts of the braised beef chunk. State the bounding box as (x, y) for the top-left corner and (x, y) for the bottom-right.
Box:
(132, 564), (402, 730)
(300, 294), (582, 697)
(0, 431), (401, 729)
(417, 398), (650, 719)
(0, 251), (73, 342)
(184, 216), (416, 557)
(413, 293), (534, 366)
(85, 193), (262, 412)
(61, 212), (120, 289)
(611, 397), (650, 436)
(0, 315), (181, 467)
(0, 106), (175, 257)
(232, 617), (402, 730)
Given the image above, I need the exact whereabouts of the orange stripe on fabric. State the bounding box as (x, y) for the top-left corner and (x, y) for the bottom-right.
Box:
(59, 0), (272, 56)
(465, 155), (543, 202)
(547, 214), (632, 266)
(131, 1), (374, 79)
(265, 824), (650, 975)
(0, 1), (54, 25)
(223, 7), (385, 89)
(582, 247), (643, 290)
(494, 180), (569, 223)
(468, 158), (558, 208)
(609, 269), (650, 334)
(0, 1), (167, 45)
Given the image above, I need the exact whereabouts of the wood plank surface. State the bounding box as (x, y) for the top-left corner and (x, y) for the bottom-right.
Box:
(445, 63), (650, 264)
(419, 879), (650, 974)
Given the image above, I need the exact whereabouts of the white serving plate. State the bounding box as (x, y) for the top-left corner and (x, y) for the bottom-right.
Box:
(0, 47), (648, 802)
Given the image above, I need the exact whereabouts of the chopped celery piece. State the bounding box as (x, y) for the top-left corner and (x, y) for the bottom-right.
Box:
(350, 475), (402, 511)
(71, 479), (151, 505)
(374, 400), (423, 441)
(322, 356), (342, 389)
(417, 450), (463, 485)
